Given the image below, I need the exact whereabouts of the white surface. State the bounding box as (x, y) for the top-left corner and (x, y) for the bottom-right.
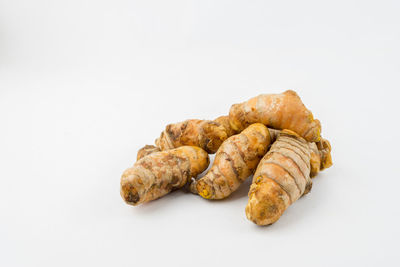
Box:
(1, 1), (400, 266)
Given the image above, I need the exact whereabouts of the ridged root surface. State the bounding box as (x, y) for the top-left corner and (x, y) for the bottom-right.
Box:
(246, 130), (313, 225)
(213, 115), (237, 137)
(155, 119), (230, 154)
(229, 90), (321, 142)
(121, 146), (209, 206)
(136, 145), (161, 161)
(308, 138), (333, 177)
(194, 123), (272, 200)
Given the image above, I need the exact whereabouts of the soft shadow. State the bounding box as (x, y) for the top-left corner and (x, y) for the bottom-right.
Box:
(128, 175), (254, 215)
(128, 189), (188, 215)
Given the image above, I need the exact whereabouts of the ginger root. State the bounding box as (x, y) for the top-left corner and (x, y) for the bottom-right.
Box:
(266, 129), (331, 178)
(121, 146), (209, 206)
(193, 123), (272, 200)
(229, 90), (321, 142)
(140, 124), (269, 161)
(245, 130), (332, 225)
(136, 145), (160, 161)
(309, 138), (333, 177)
(155, 119), (230, 154)
(214, 115), (237, 137)
(122, 90), (333, 226)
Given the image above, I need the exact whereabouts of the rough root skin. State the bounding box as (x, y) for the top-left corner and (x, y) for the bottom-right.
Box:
(121, 146), (209, 206)
(246, 130), (313, 225)
(317, 138), (333, 171)
(194, 123), (272, 200)
(214, 115), (237, 137)
(228, 90), (322, 142)
(137, 145), (161, 161)
(155, 119), (230, 154)
(308, 138), (333, 177)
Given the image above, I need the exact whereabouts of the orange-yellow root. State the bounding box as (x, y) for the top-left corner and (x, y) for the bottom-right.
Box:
(193, 123), (272, 199)
(246, 130), (314, 225)
(309, 138), (333, 177)
(136, 145), (160, 161)
(121, 146), (209, 206)
(214, 115), (237, 137)
(155, 119), (231, 154)
(229, 90), (321, 142)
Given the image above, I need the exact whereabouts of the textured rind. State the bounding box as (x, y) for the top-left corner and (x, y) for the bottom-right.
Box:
(246, 130), (313, 225)
(155, 119), (230, 154)
(121, 146), (209, 206)
(308, 142), (321, 178)
(246, 178), (290, 226)
(214, 115), (237, 137)
(308, 138), (333, 177)
(317, 138), (333, 171)
(194, 123), (272, 200)
(136, 145), (161, 161)
(228, 90), (321, 142)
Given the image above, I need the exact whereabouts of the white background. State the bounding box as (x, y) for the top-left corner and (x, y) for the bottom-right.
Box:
(1, 1), (400, 266)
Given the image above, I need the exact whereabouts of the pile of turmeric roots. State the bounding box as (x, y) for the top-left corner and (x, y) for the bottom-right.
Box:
(120, 90), (332, 225)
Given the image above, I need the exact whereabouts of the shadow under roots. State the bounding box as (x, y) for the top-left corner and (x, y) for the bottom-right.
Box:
(128, 189), (188, 215)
